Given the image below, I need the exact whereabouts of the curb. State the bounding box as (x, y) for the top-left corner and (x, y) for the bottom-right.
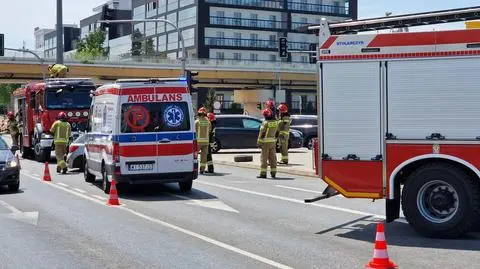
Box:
(213, 160), (318, 178)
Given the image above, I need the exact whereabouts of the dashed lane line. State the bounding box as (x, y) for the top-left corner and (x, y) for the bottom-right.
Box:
(92, 195), (107, 201)
(19, 172), (294, 269)
(73, 188), (87, 194)
(56, 182), (69, 187)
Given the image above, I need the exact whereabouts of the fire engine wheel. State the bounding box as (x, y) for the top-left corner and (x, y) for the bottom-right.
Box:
(34, 143), (50, 163)
(401, 162), (480, 238)
(101, 164), (111, 194)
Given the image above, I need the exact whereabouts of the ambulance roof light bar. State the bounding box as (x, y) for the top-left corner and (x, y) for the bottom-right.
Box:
(308, 6), (480, 34)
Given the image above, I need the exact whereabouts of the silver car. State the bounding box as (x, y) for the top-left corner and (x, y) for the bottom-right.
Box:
(67, 134), (86, 171)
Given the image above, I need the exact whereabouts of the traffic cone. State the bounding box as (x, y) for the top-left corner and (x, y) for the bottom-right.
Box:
(107, 179), (120, 206)
(365, 222), (397, 269)
(43, 162), (51, 182)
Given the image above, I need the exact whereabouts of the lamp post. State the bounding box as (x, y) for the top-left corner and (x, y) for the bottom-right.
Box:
(56, 0), (64, 64)
(98, 19), (187, 74)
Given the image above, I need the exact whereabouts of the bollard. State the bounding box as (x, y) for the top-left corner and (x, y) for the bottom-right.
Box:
(313, 138), (319, 175)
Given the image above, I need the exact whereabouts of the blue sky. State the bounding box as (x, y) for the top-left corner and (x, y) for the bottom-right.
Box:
(0, 0), (478, 52)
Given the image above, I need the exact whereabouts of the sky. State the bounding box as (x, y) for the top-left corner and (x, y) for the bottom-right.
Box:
(0, 0), (478, 52)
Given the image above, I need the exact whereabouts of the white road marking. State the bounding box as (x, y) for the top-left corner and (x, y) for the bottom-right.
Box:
(276, 185), (325, 194)
(32, 173), (40, 177)
(92, 195), (107, 201)
(169, 193), (239, 213)
(0, 200), (21, 213)
(73, 188), (86, 194)
(197, 181), (386, 219)
(20, 172), (293, 269)
(56, 182), (69, 187)
(0, 200), (40, 226)
(120, 207), (292, 269)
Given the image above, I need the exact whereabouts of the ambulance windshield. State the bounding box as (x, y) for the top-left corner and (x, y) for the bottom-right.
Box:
(45, 88), (92, 109)
(121, 102), (191, 133)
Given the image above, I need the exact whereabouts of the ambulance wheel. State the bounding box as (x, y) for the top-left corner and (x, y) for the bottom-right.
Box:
(101, 164), (111, 194)
(401, 162), (480, 238)
(84, 160), (95, 183)
(179, 180), (193, 192)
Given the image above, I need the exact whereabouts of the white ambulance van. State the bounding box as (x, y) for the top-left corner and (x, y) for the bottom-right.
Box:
(84, 78), (198, 193)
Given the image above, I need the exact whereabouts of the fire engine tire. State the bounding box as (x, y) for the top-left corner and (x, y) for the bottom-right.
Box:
(401, 162), (480, 238)
(179, 180), (193, 192)
(234, 155), (253, 162)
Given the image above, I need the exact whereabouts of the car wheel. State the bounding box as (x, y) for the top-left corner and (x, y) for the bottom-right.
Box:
(8, 182), (19, 192)
(211, 139), (221, 153)
(179, 180), (193, 192)
(84, 160), (95, 183)
(101, 164), (111, 194)
(306, 137), (315, 149)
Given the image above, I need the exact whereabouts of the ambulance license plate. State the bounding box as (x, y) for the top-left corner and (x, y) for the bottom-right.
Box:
(127, 162), (154, 171)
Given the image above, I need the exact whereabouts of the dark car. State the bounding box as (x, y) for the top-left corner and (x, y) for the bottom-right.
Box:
(210, 115), (303, 153)
(290, 115), (318, 149)
(0, 140), (21, 192)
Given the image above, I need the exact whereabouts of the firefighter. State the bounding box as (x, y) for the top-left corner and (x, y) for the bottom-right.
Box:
(50, 112), (71, 174)
(7, 111), (19, 147)
(277, 104), (290, 164)
(48, 64), (69, 78)
(206, 112), (216, 173)
(195, 107), (211, 174)
(257, 108), (278, 179)
(265, 100), (276, 117)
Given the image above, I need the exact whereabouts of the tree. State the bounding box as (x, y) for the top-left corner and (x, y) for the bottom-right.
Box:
(203, 89), (216, 112)
(145, 38), (155, 56)
(0, 84), (20, 112)
(131, 28), (143, 56)
(74, 29), (106, 62)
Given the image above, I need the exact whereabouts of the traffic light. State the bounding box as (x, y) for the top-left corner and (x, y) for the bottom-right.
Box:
(0, 34), (4, 57)
(309, 43), (318, 64)
(186, 70), (199, 89)
(100, 4), (115, 31)
(278, 37), (288, 58)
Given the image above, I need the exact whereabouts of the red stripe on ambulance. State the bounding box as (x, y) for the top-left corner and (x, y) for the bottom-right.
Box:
(119, 143), (194, 157)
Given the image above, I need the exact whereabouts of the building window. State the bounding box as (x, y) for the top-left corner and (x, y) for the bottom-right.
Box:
(269, 15), (277, 28)
(249, 14), (258, 27)
(234, 12), (242, 26)
(269, 55), (276, 62)
(216, 52), (225, 59)
(250, 53), (258, 61)
(269, 35), (276, 46)
(216, 10), (225, 24)
(216, 31), (225, 46)
(300, 56), (308, 63)
(233, 32), (241, 46)
(250, 33), (258, 47)
(233, 53), (241, 60)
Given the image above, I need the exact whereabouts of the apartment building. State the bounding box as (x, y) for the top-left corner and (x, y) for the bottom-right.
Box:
(43, 24), (80, 59)
(80, 0), (133, 40)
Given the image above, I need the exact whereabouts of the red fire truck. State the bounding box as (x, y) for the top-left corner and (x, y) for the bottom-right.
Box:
(308, 6), (480, 238)
(12, 78), (95, 162)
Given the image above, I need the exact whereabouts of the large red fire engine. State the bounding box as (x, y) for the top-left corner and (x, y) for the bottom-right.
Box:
(308, 6), (480, 238)
(12, 78), (95, 162)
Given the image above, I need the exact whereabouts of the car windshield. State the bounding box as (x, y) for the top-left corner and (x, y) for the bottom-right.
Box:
(45, 88), (92, 109)
(0, 138), (8, 150)
(291, 118), (317, 125)
(121, 102), (191, 133)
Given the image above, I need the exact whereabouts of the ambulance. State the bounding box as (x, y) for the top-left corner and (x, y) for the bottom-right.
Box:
(84, 78), (198, 194)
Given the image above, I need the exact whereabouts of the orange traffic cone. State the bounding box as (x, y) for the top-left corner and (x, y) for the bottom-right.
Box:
(43, 162), (51, 182)
(365, 222), (397, 269)
(107, 179), (120, 206)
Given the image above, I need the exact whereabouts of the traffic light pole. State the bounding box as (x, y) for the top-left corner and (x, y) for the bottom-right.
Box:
(56, 0), (64, 64)
(98, 19), (187, 74)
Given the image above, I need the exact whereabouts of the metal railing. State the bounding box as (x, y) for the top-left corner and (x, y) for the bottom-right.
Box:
(287, 2), (348, 15)
(205, 0), (284, 9)
(204, 37), (310, 50)
(210, 16), (285, 29)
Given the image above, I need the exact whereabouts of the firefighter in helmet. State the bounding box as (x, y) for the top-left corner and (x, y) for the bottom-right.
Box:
(195, 107), (211, 174)
(7, 111), (19, 147)
(206, 112), (217, 173)
(257, 108), (278, 179)
(50, 112), (71, 174)
(277, 103), (290, 164)
(48, 64), (69, 78)
(265, 100), (276, 118)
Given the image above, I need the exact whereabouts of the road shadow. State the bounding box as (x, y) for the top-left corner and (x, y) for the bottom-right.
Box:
(318, 216), (480, 251)
(0, 186), (25, 195)
(214, 151), (260, 155)
(200, 172), (231, 177)
(94, 181), (218, 202)
(270, 177), (295, 181)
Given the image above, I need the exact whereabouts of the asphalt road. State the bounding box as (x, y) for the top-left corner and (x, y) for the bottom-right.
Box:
(0, 136), (479, 269)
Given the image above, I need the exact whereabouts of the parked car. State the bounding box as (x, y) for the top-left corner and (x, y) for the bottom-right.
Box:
(289, 115), (318, 149)
(67, 134), (86, 171)
(0, 139), (20, 192)
(211, 115), (303, 153)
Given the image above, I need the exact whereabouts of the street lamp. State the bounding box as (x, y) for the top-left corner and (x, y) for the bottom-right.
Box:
(98, 19), (187, 74)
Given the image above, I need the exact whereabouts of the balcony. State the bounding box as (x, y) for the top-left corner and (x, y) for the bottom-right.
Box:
(210, 16), (285, 30)
(204, 0), (284, 9)
(204, 37), (310, 50)
(287, 2), (349, 16)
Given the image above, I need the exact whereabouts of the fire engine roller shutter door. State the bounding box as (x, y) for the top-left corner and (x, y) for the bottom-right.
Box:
(322, 61), (381, 160)
(387, 57), (480, 140)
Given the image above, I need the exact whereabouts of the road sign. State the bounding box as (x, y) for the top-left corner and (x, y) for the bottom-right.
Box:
(213, 101), (221, 110)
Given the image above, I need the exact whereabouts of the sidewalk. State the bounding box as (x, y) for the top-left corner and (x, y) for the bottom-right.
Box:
(212, 148), (317, 177)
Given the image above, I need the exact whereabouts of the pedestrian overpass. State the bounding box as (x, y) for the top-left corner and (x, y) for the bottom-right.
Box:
(0, 57), (317, 90)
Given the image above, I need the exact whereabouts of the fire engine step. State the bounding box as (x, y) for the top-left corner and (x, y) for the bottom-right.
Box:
(304, 186), (339, 203)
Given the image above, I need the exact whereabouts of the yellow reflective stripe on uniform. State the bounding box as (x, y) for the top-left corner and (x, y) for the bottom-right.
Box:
(54, 122), (69, 143)
(280, 131), (289, 134)
(260, 168), (267, 172)
(263, 138), (276, 142)
(270, 168), (277, 172)
(265, 121), (278, 141)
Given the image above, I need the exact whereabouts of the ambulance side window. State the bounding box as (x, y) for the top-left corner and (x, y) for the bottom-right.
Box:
(101, 103), (115, 134)
(91, 103), (104, 133)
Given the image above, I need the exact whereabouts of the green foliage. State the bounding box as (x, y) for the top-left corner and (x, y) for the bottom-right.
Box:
(131, 28), (143, 56)
(74, 29), (106, 62)
(203, 89), (216, 112)
(0, 84), (20, 109)
(145, 38), (155, 56)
